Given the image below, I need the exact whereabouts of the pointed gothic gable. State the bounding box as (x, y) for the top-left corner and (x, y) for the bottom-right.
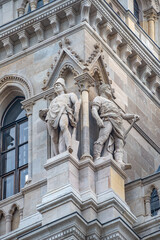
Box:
(42, 48), (85, 91)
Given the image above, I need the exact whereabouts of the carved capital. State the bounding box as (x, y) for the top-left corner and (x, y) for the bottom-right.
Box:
(101, 22), (113, 42)
(65, 7), (76, 27)
(17, 7), (25, 17)
(5, 214), (12, 222)
(75, 72), (95, 92)
(23, 102), (34, 117)
(81, 0), (91, 23)
(2, 38), (13, 57)
(33, 22), (44, 42)
(93, 11), (103, 32)
(17, 30), (29, 50)
(110, 33), (123, 53)
(130, 55), (142, 75)
(141, 65), (152, 84)
(120, 44), (132, 64)
(43, 0), (49, 4)
(48, 15), (60, 35)
(144, 7), (158, 21)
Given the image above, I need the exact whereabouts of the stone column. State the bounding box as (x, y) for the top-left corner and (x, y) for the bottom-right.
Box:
(5, 214), (12, 233)
(17, 7), (25, 17)
(75, 72), (94, 160)
(23, 102), (34, 183)
(144, 8), (157, 41)
(30, 0), (37, 11)
(145, 195), (151, 216)
(19, 209), (23, 221)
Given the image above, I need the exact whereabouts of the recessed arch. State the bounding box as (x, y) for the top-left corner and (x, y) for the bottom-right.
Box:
(0, 75), (34, 121)
(0, 75), (34, 99)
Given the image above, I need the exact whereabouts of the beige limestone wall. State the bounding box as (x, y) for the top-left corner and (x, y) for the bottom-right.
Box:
(106, 54), (160, 181)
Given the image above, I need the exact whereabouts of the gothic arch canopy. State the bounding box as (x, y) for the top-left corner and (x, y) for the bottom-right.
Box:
(0, 74), (34, 99)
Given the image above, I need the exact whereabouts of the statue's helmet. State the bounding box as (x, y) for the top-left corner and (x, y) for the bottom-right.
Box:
(54, 78), (65, 87)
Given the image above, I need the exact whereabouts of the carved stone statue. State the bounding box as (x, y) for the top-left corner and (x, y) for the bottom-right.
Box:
(91, 83), (139, 169)
(39, 78), (80, 156)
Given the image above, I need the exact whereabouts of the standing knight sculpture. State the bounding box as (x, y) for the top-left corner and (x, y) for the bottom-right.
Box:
(39, 78), (80, 156)
(92, 82), (139, 169)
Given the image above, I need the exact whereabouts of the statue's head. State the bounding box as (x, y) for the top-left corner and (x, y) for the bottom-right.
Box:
(98, 83), (116, 99)
(54, 78), (67, 94)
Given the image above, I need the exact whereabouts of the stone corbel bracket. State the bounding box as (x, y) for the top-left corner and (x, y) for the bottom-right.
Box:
(65, 7), (76, 28)
(48, 15), (60, 35)
(140, 65), (152, 85)
(149, 76), (160, 96)
(93, 11), (103, 32)
(33, 22), (44, 43)
(130, 55), (142, 75)
(17, 30), (29, 50)
(100, 22), (113, 42)
(110, 33), (123, 53)
(81, 0), (91, 23)
(2, 37), (13, 57)
(120, 44), (132, 64)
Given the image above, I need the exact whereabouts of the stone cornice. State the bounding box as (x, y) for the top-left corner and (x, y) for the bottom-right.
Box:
(93, 0), (160, 75)
(0, 0), (80, 39)
(125, 172), (160, 191)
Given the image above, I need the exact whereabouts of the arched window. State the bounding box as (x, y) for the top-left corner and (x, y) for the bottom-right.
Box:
(151, 188), (160, 216)
(0, 97), (28, 200)
(134, 0), (140, 23)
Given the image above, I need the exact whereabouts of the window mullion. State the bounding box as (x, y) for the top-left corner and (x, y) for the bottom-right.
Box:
(15, 122), (19, 194)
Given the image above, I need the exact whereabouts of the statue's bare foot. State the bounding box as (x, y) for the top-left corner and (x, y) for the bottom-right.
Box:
(68, 146), (73, 154)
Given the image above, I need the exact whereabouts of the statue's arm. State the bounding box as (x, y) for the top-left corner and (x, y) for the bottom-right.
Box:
(121, 112), (140, 122)
(70, 93), (81, 122)
(91, 105), (104, 128)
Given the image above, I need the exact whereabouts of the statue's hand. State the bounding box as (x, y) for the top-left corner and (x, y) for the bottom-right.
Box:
(134, 115), (140, 122)
(97, 118), (104, 128)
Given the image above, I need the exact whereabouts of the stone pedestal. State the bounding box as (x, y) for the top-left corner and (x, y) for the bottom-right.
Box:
(37, 152), (81, 225)
(95, 157), (126, 201)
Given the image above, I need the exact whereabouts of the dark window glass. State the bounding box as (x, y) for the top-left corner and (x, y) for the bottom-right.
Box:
(0, 97), (28, 200)
(20, 168), (28, 189)
(1, 150), (15, 174)
(28, 4), (31, 13)
(134, 0), (139, 23)
(2, 175), (14, 199)
(19, 144), (28, 167)
(151, 188), (160, 216)
(19, 122), (28, 144)
(2, 127), (15, 151)
(3, 99), (26, 126)
(37, 0), (44, 8)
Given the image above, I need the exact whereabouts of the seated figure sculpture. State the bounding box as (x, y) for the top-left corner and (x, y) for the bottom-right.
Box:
(39, 78), (80, 156)
(91, 82), (139, 169)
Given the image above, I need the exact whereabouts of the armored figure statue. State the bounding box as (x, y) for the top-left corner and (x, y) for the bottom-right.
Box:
(91, 83), (139, 169)
(39, 78), (80, 156)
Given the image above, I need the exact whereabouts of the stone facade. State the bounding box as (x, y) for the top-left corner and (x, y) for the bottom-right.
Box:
(0, 0), (159, 240)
